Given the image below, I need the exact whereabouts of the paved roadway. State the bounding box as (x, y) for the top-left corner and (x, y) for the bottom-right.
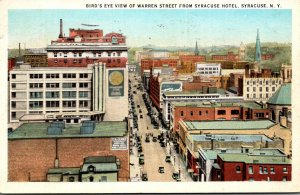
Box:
(129, 73), (192, 182)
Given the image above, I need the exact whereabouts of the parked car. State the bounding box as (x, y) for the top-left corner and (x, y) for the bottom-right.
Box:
(158, 166), (164, 173)
(145, 135), (150, 143)
(142, 172), (148, 181)
(139, 153), (145, 165)
(165, 155), (171, 163)
(152, 136), (157, 142)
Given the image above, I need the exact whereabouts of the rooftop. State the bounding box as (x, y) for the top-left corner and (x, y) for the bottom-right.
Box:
(191, 134), (273, 142)
(218, 153), (291, 164)
(164, 88), (226, 96)
(172, 101), (264, 109)
(267, 83), (291, 105)
(47, 168), (80, 175)
(184, 120), (276, 130)
(202, 148), (285, 160)
(8, 121), (127, 139)
(84, 156), (116, 164)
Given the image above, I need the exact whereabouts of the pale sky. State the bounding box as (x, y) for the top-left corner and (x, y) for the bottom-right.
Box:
(8, 9), (291, 49)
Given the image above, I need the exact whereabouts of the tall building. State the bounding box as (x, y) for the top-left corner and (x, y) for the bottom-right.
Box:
(9, 63), (128, 123)
(194, 41), (199, 56)
(255, 29), (262, 62)
(46, 19), (128, 68)
(239, 42), (246, 61)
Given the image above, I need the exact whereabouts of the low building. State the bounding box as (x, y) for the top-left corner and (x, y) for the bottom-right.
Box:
(267, 83), (291, 127)
(170, 101), (271, 135)
(140, 58), (178, 75)
(198, 147), (287, 181)
(185, 134), (284, 181)
(195, 63), (221, 77)
(211, 151), (291, 181)
(211, 52), (238, 62)
(8, 121), (129, 182)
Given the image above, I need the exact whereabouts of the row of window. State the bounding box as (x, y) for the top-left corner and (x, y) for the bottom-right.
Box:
(29, 100), (89, 108)
(10, 82), (90, 89)
(11, 91), (89, 99)
(53, 52), (121, 58)
(11, 73), (89, 80)
(236, 166), (288, 174)
(179, 110), (239, 117)
(198, 67), (219, 70)
(246, 93), (270, 99)
(247, 86), (276, 92)
(246, 80), (282, 85)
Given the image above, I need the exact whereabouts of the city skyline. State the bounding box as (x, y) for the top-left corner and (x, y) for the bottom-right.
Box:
(8, 9), (291, 49)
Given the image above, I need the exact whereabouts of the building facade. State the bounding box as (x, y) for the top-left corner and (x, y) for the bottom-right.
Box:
(24, 53), (48, 67)
(196, 63), (221, 77)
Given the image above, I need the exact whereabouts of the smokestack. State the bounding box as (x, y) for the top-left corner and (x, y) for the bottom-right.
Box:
(59, 19), (63, 38)
(18, 43), (21, 57)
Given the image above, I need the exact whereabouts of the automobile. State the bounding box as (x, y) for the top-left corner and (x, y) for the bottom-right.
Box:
(139, 109), (142, 113)
(139, 154), (145, 165)
(140, 115), (143, 119)
(145, 136), (150, 143)
(158, 166), (164, 173)
(137, 105), (140, 108)
(133, 91), (136, 94)
(172, 172), (180, 180)
(154, 124), (159, 129)
(160, 142), (166, 147)
(152, 136), (157, 142)
(142, 172), (148, 181)
(165, 155), (171, 163)
(138, 146), (143, 153)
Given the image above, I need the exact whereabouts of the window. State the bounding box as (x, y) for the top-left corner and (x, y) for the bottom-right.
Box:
(231, 110), (239, 115)
(79, 73), (88, 78)
(283, 177), (287, 181)
(30, 74), (43, 79)
(64, 52), (67, 57)
(190, 111), (193, 116)
(217, 110), (226, 115)
(46, 83), (59, 88)
(79, 100), (89, 107)
(11, 112), (16, 119)
(11, 74), (16, 79)
(272, 81), (275, 85)
(199, 111), (202, 115)
(46, 101), (59, 108)
(63, 83), (76, 88)
(259, 87), (262, 92)
(272, 87), (275, 92)
(62, 91), (76, 98)
(74, 53), (77, 57)
(63, 101), (76, 107)
(30, 92), (43, 99)
(256, 113), (265, 118)
(54, 53), (57, 57)
(46, 92), (59, 98)
(270, 167), (275, 174)
(12, 83), (16, 88)
(88, 165), (95, 172)
(253, 87), (256, 92)
(89, 176), (94, 182)
(63, 73), (76, 79)
(108, 53), (111, 57)
(79, 83), (88, 88)
(11, 92), (16, 98)
(68, 177), (75, 182)
(248, 166), (253, 174)
(247, 87), (249, 92)
(259, 166), (263, 174)
(236, 166), (241, 173)
(29, 101), (43, 108)
(79, 53), (82, 57)
(283, 167), (288, 173)
(79, 91), (88, 98)
(266, 94), (269, 98)
(29, 83), (43, 88)
(11, 101), (16, 108)
(180, 111), (184, 116)
(101, 176), (107, 182)
(266, 87), (269, 92)
(264, 167), (268, 174)
(266, 81), (269, 85)
(46, 74), (59, 79)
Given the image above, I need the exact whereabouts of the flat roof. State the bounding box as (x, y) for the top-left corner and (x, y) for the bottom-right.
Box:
(184, 120), (276, 130)
(218, 153), (291, 164)
(47, 168), (80, 175)
(8, 121), (127, 139)
(164, 88), (225, 95)
(191, 134), (273, 142)
(202, 148), (285, 160)
(172, 101), (264, 109)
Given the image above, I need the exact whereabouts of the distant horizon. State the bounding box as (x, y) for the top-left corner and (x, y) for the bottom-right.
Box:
(8, 9), (291, 49)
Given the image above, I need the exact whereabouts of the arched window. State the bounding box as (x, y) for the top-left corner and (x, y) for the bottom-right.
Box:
(89, 176), (94, 182)
(88, 165), (95, 172)
(111, 36), (118, 44)
(68, 176), (75, 182)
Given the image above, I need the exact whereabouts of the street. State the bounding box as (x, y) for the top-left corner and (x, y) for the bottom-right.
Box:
(129, 73), (192, 182)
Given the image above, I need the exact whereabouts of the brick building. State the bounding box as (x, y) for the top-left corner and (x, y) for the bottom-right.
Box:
(24, 53), (48, 67)
(261, 54), (274, 61)
(198, 147), (289, 182)
(8, 121), (129, 182)
(211, 152), (291, 181)
(140, 58), (178, 75)
(8, 58), (16, 72)
(170, 101), (271, 135)
(211, 52), (238, 61)
(179, 55), (206, 63)
(46, 19), (128, 68)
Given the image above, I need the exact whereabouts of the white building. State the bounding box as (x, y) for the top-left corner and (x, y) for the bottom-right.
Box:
(196, 63), (221, 77)
(9, 63), (128, 123)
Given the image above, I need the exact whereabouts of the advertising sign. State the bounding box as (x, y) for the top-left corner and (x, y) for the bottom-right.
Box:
(108, 69), (124, 97)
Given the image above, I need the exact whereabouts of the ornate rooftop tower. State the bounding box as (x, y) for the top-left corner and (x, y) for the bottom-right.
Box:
(194, 41), (199, 56)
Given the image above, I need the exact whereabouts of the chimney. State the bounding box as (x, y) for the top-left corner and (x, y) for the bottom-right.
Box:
(18, 43), (21, 57)
(59, 19), (63, 38)
(245, 64), (250, 78)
